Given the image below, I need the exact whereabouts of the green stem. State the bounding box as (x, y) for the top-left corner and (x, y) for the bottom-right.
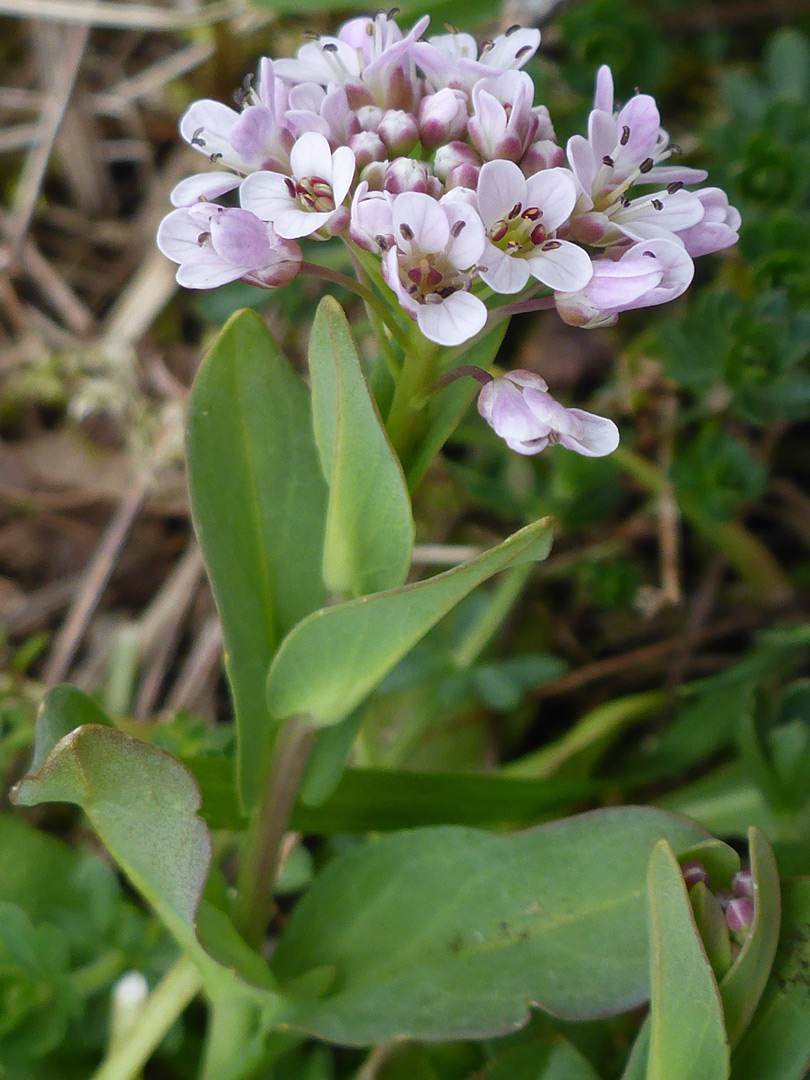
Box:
(232, 716), (316, 948)
(614, 445), (793, 604)
(385, 330), (441, 462)
(451, 564), (534, 671)
(89, 957), (201, 1080)
(70, 949), (127, 997)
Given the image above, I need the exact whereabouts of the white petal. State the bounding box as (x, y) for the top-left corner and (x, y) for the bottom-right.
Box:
(290, 131), (333, 180)
(273, 206), (332, 239)
(504, 370), (549, 392)
(170, 172), (240, 207)
(331, 145), (356, 205)
(479, 243), (530, 294)
(156, 209), (202, 261)
(525, 168), (577, 232)
(526, 240), (593, 292)
(179, 99), (239, 157)
(392, 192), (449, 254)
(559, 410), (620, 457)
(239, 171), (293, 220)
(566, 135), (597, 194)
(588, 109), (618, 160)
(176, 252), (247, 289)
(477, 159), (526, 227)
(444, 202), (486, 268)
(416, 291), (487, 345)
(593, 65), (614, 112)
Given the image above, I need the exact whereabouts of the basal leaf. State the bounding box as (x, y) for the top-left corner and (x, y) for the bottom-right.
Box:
(187, 308), (327, 808)
(309, 296), (413, 596)
(271, 808), (710, 1045)
(266, 517), (553, 728)
(730, 878), (810, 1080)
(480, 1037), (602, 1080)
(646, 840), (729, 1080)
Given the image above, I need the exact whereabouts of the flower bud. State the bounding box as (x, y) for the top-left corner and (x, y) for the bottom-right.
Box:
(419, 89), (469, 150)
(682, 861), (710, 889)
(434, 140), (481, 182)
(384, 157), (431, 195)
(726, 897), (755, 934)
(520, 139), (566, 176)
(732, 870), (754, 899)
(377, 109), (419, 157)
(359, 159), (387, 191)
(348, 130), (386, 169)
(447, 162), (480, 190)
(356, 105), (385, 132)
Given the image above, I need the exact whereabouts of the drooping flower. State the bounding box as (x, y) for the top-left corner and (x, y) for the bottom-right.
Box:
(240, 131), (355, 239)
(478, 369), (620, 456)
(380, 191), (487, 346)
(475, 160), (593, 294)
(555, 238), (694, 328)
(157, 205), (302, 288)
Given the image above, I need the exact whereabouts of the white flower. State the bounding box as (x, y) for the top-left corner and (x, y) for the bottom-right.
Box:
(478, 370), (620, 456)
(413, 25), (540, 92)
(476, 160), (593, 294)
(240, 131), (355, 239)
(381, 192), (487, 346)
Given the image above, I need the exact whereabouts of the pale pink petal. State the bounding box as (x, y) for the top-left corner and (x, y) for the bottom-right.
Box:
(210, 208), (272, 266)
(585, 258), (662, 308)
(615, 94), (661, 160)
(526, 240), (593, 292)
(273, 206), (333, 238)
(239, 171), (293, 221)
(331, 145), (356, 205)
(558, 409), (620, 456)
(416, 291), (486, 346)
(290, 131), (333, 181)
(176, 252), (246, 289)
(504, 370), (549, 392)
(644, 165), (708, 185)
(566, 135), (597, 194)
(392, 191), (449, 254)
(382, 247), (419, 318)
(157, 209), (203, 261)
(588, 110), (617, 160)
(230, 107), (274, 165)
(180, 100), (239, 156)
(479, 243), (531, 294)
(443, 202), (486, 268)
(484, 28), (541, 70)
(170, 173), (240, 207)
(482, 379), (547, 442)
(593, 65), (614, 112)
(477, 159), (527, 227)
(525, 167), (577, 231)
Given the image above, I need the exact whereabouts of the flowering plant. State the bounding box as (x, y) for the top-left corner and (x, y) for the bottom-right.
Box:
(14, 13), (798, 1080)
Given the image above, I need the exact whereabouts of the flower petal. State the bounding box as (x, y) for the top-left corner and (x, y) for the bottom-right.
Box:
(176, 251), (247, 289)
(331, 145), (357, 205)
(170, 172), (241, 207)
(392, 191), (449, 254)
(416, 290), (487, 345)
(525, 167), (577, 231)
(477, 159), (527, 227)
(290, 131), (333, 181)
(239, 170), (293, 221)
(479, 243), (531, 294)
(526, 239), (593, 292)
(443, 201), (486, 268)
(210, 208), (272, 266)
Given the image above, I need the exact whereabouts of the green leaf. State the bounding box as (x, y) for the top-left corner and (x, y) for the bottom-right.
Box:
(309, 296), (413, 596)
(646, 840), (729, 1080)
(266, 517), (554, 728)
(187, 308), (327, 809)
(765, 28), (810, 101)
(479, 1037), (602, 1080)
(730, 879), (810, 1080)
(719, 828), (781, 1046)
(271, 808), (710, 1045)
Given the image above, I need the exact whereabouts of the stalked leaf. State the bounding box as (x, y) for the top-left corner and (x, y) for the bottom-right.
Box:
(187, 309), (327, 809)
(271, 808), (711, 1045)
(309, 296), (414, 596)
(646, 840), (729, 1080)
(266, 518), (553, 728)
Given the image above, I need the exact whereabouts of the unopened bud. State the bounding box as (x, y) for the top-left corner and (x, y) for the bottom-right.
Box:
(520, 139), (566, 176)
(419, 89), (469, 150)
(726, 897), (755, 934)
(348, 130), (386, 169)
(384, 157), (431, 194)
(732, 870), (754, 899)
(682, 861), (710, 889)
(356, 105), (385, 132)
(434, 140), (481, 183)
(377, 109), (419, 156)
(360, 160), (387, 191)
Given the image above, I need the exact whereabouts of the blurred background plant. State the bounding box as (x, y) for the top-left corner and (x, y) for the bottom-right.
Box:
(2, 0), (810, 1077)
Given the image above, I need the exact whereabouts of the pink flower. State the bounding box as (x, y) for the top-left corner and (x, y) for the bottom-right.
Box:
(476, 160), (593, 294)
(381, 192), (487, 346)
(478, 370), (619, 456)
(157, 205), (301, 289)
(413, 25), (540, 93)
(469, 71), (538, 163)
(240, 132), (354, 239)
(676, 187), (741, 257)
(555, 238), (694, 328)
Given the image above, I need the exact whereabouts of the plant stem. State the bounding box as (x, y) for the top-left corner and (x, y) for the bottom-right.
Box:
(232, 716), (316, 948)
(89, 956), (201, 1080)
(451, 564), (534, 671)
(70, 949), (127, 997)
(385, 330), (440, 463)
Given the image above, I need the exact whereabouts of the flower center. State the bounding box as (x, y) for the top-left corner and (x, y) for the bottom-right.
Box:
(285, 175), (336, 213)
(489, 202), (547, 255)
(398, 252), (468, 304)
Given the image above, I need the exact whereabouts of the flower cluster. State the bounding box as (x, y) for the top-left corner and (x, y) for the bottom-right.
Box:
(157, 11), (740, 458)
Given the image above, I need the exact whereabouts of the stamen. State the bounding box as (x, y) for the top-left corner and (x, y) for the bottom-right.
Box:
(399, 222), (414, 241)
(642, 249), (656, 257)
(322, 42), (339, 53)
(602, 155), (615, 167)
(668, 143), (682, 155)
(480, 39), (494, 52)
(196, 232), (209, 246)
(490, 219), (508, 242)
(651, 198), (663, 210)
(444, 21), (458, 31)
(451, 220), (466, 237)
(522, 207), (541, 220)
(667, 181), (684, 194)
(505, 23), (522, 35)
(191, 127), (206, 147)
(530, 224), (546, 244)
(542, 240), (562, 250)
(508, 202), (522, 219)
(209, 152), (223, 163)
(375, 235), (389, 251)
(388, 6), (400, 15)
(620, 125), (630, 146)
(639, 158), (654, 174)
(620, 195), (631, 207)
(514, 45), (532, 59)
(302, 30), (320, 40)
(366, 22), (375, 35)
(285, 177), (296, 198)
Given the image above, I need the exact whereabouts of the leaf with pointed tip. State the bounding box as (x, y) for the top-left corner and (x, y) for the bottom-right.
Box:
(646, 840), (729, 1080)
(309, 296), (413, 596)
(187, 308), (327, 809)
(730, 878), (810, 1080)
(266, 518), (553, 727)
(271, 808), (711, 1045)
(719, 827), (780, 1046)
